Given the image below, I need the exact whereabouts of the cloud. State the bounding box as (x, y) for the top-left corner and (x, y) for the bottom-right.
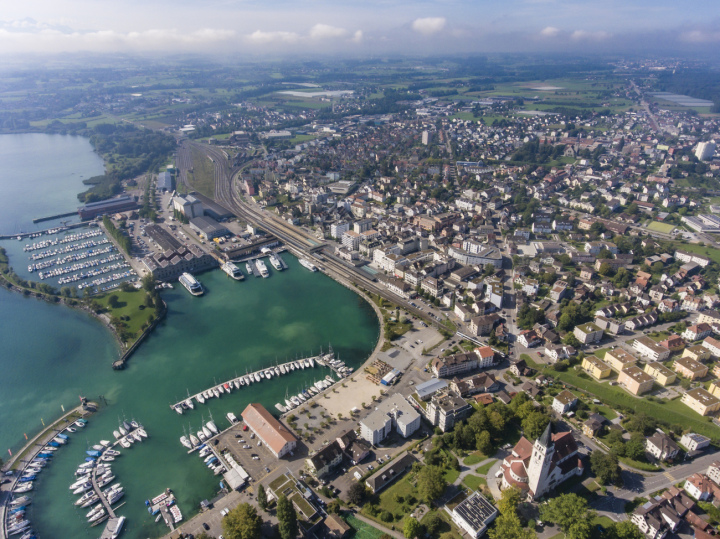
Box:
(246, 29), (299, 44)
(309, 23), (347, 40)
(680, 29), (720, 43)
(570, 29), (610, 41)
(351, 30), (363, 43)
(540, 26), (559, 37)
(411, 17), (446, 36)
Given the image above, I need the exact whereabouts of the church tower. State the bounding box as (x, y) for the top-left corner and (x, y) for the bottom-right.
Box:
(527, 423), (555, 499)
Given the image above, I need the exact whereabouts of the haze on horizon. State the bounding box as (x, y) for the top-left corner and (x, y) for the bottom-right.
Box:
(0, 0), (719, 58)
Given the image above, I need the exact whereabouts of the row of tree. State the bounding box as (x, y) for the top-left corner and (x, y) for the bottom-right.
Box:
(102, 216), (132, 255)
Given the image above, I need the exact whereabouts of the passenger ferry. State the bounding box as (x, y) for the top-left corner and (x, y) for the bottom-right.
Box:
(221, 262), (245, 280)
(255, 259), (270, 278)
(269, 253), (283, 271)
(179, 272), (204, 296)
(299, 259), (318, 272)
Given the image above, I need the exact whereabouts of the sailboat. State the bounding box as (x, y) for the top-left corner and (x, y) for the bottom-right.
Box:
(206, 411), (219, 435)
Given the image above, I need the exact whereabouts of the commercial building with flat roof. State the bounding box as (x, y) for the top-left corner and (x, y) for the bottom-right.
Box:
(189, 215), (229, 240)
(241, 403), (297, 458)
(359, 394), (420, 446)
(141, 243), (218, 281)
(79, 195), (138, 220)
(450, 491), (498, 539)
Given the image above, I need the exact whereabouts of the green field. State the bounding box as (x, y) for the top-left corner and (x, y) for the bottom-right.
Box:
(344, 514), (387, 539)
(187, 146), (215, 198)
(462, 474), (487, 491)
(94, 287), (157, 345)
(647, 222), (676, 234)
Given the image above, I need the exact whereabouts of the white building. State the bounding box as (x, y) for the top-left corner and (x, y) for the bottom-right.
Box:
(450, 491), (498, 538)
(359, 394), (421, 446)
(696, 141), (716, 161)
(330, 221), (350, 239)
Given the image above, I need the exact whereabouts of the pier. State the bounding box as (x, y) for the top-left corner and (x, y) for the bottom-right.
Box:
(0, 221), (87, 240)
(32, 211), (79, 224)
(168, 351), (350, 415)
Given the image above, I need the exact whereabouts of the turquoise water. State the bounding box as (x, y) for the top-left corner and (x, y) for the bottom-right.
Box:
(0, 134), (380, 538)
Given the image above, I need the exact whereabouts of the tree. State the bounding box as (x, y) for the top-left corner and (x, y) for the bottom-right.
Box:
(257, 484), (268, 511)
(497, 486), (522, 516)
(590, 451), (623, 486)
(540, 493), (595, 539)
(489, 512), (536, 539)
(598, 262), (613, 276)
(624, 432), (646, 460)
(222, 503), (262, 539)
(424, 513), (443, 536)
(277, 494), (298, 539)
(107, 294), (120, 309)
(563, 333), (582, 348)
(417, 465), (447, 503)
(404, 517), (422, 539)
(476, 430), (493, 455)
(347, 482), (367, 505)
(521, 412), (551, 440)
(606, 520), (644, 539)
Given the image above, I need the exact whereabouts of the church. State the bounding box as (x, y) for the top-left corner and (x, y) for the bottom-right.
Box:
(499, 423), (584, 499)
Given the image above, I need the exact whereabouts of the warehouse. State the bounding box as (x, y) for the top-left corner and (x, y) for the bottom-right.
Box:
(189, 215), (229, 240)
(241, 403), (297, 459)
(78, 195), (138, 220)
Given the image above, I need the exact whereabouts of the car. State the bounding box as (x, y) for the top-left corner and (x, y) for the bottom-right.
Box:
(202, 523), (210, 531)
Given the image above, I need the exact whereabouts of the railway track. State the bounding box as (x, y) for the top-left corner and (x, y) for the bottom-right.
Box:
(182, 142), (447, 330)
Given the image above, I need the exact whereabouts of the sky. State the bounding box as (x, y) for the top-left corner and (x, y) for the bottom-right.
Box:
(0, 0), (719, 57)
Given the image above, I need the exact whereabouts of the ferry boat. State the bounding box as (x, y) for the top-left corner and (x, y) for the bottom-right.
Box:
(179, 273), (203, 296)
(269, 253), (283, 271)
(299, 258), (318, 272)
(221, 262), (245, 280)
(255, 259), (270, 278)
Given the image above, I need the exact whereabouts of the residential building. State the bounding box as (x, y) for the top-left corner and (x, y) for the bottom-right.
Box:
(413, 378), (449, 401)
(365, 453), (418, 493)
(518, 329), (542, 348)
(574, 323), (603, 344)
(604, 348), (637, 372)
(475, 346), (496, 368)
(684, 474), (714, 501)
(673, 357), (708, 381)
(425, 390), (473, 432)
(682, 388), (720, 416)
(683, 324), (713, 342)
(646, 431), (680, 461)
(644, 362), (677, 387)
(680, 433), (711, 453)
(581, 356), (612, 379)
(500, 423), (583, 500)
(632, 492), (692, 539)
(618, 365), (654, 396)
(469, 313), (500, 336)
(582, 413), (607, 438)
(241, 403), (297, 459)
(451, 491), (499, 539)
(359, 394), (421, 445)
(450, 373), (499, 397)
(431, 352), (479, 378)
(702, 336), (720, 357)
(552, 390), (578, 415)
(708, 462), (720, 485)
(633, 336), (671, 361)
(306, 441), (343, 478)
(683, 345), (712, 363)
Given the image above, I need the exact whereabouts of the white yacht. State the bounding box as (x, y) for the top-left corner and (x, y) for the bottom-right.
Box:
(179, 273), (203, 296)
(221, 262), (245, 280)
(269, 253), (283, 271)
(299, 258), (318, 272)
(245, 262), (254, 275)
(255, 259), (270, 278)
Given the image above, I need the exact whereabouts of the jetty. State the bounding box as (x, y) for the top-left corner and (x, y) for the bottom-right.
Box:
(168, 351), (351, 415)
(147, 489), (180, 532)
(0, 221), (87, 240)
(32, 211), (78, 224)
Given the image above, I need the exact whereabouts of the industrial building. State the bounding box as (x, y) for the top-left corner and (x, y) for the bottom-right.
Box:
(157, 170), (174, 191)
(189, 215), (229, 240)
(78, 195), (138, 220)
(173, 194), (204, 219)
(241, 403), (297, 459)
(141, 244), (218, 282)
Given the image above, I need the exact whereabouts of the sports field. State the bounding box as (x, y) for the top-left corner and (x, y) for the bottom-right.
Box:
(647, 221), (675, 234)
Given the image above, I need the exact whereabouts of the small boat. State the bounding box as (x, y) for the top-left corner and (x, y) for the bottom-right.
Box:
(57, 433), (69, 440)
(189, 433), (200, 446)
(105, 449), (120, 456)
(73, 482), (92, 495)
(113, 430), (121, 440)
(280, 365), (287, 375)
(10, 497), (31, 508)
(97, 474), (115, 488)
(80, 494), (100, 508)
(101, 455), (115, 462)
(119, 438), (131, 449)
(86, 450), (102, 457)
(217, 384), (225, 394)
(76, 491), (96, 506)
(70, 478), (89, 490)
(212, 388), (220, 399)
(12, 483), (33, 493)
(285, 398), (294, 409)
(108, 489), (124, 504)
(206, 420), (218, 435)
(254, 373), (261, 383)
(88, 507), (106, 523)
(174, 405), (183, 415)
(137, 428), (148, 438)
(180, 436), (192, 449)
(223, 383), (231, 392)
(226, 412), (238, 424)
(66, 427), (76, 433)
(100, 440), (111, 447)
(74, 421), (86, 428)
(197, 430), (207, 442)
(185, 398), (194, 410)
(202, 425), (212, 439)
(110, 515), (126, 538)
(196, 393), (205, 404)
(275, 403), (287, 413)
(52, 437), (67, 445)
(118, 425), (127, 436)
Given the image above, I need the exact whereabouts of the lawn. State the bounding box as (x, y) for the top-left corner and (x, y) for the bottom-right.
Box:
(344, 514), (387, 539)
(94, 287), (157, 344)
(463, 452), (487, 465)
(544, 366), (720, 440)
(363, 474), (417, 524)
(619, 456), (662, 471)
(475, 460), (497, 476)
(647, 221), (676, 234)
(462, 474), (487, 491)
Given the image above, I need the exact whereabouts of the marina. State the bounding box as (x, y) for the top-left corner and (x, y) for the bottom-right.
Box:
(168, 350), (353, 423)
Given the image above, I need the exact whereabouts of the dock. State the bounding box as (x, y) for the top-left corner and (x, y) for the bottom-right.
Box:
(147, 489), (180, 532)
(0, 221), (87, 240)
(32, 211), (79, 224)
(169, 351), (350, 415)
